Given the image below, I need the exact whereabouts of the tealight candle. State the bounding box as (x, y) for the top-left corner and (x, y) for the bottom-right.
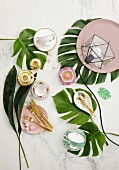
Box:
(30, 58), (42, 70)
(62, 71), (73, 81)
(17, 70), (34, 86)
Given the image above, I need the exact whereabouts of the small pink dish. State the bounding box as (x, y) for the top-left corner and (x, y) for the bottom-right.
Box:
(58, 67), (76, 85)
(20, 105), (48, 134)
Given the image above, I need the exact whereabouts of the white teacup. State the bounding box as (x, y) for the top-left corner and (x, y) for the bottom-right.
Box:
(36, 34), (55, 46)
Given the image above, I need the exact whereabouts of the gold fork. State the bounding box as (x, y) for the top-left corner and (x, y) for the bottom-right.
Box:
(24, 115), (52, 132)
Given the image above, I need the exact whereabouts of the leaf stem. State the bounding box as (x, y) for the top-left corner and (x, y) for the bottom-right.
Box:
(16, 133), (29, 168)
(0, 38), (16, 40)
(104, 132), (119, 137)
(18, 136), (21, 170)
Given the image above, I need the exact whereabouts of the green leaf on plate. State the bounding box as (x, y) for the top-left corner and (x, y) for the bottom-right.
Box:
(3, 66), (17, 131)
(12, 28), (47, 69)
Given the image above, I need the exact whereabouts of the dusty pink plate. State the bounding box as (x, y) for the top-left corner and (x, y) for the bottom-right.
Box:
(77, 19), (119, 73)
(20, 105), (48, 134)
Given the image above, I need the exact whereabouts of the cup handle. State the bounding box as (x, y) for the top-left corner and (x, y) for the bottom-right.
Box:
(64, 135), (70, 146)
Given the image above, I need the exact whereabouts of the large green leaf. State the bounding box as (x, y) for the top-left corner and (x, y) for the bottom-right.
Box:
(58, 18), (119, 84)
(3, 66), (17, 131)
(53, 88), (97, 125)
(68, 122), (106, 157)
(12, 29), (47, 69)
(14, 73), (37, 134)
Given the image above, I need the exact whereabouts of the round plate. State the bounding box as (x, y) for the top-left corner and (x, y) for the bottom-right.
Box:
(20, 105), (48, 134)
(34, 28), (57, 52)
(31, 81), (50, 100)
(74, 91), (93, 114)
(77, 19), (119, 73)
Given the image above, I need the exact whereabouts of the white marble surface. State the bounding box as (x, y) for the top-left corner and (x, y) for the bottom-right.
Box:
(0, 0), (119, 170)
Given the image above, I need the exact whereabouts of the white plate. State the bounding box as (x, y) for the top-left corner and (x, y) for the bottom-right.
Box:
(74, 91), (93, 114)
(34, 28), (57, 51)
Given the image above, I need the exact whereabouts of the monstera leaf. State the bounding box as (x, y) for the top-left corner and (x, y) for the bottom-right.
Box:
(53, 88), (97, 125)
(58, 18), (119, 84)
(69, 122), (106, 157)
(53, 88), (106, 156)
(98, 87), (111, 100)
(12, 29), (47, 69)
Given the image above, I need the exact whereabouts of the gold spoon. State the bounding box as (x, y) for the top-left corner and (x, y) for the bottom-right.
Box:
(77, 93), (94, 116)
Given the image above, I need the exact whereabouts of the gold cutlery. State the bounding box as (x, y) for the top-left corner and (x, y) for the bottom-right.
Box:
(77, 93), (94, 116)
(24, 115), (52, 132)
(30, 99), (53, 129)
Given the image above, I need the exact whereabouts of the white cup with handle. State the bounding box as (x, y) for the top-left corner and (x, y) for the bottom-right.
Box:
(36, 33), (55, 46)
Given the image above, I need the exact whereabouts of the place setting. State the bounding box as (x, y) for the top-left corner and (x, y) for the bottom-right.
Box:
(2, 18), (119, 170)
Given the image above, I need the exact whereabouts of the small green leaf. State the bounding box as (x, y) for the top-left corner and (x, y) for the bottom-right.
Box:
(98, 87), (111, 100)
(3, 66), (17, 131)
